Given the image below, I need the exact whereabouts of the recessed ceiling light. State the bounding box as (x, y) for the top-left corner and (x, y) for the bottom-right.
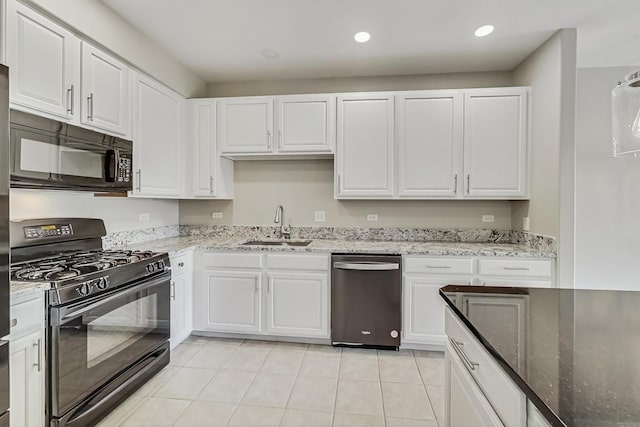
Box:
(474, 25), (494, 37)
(261, 48), (280, 59)
(354, 31), (371, 43)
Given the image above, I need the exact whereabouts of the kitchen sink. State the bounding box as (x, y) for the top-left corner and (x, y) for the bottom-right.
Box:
(241, 240), (312, 247)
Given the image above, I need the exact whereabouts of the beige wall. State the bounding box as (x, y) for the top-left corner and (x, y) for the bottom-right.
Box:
(511, 29), (577, 286)
(207, 71), (513, 97)
(10, 190), (179, 233)
(179, 160), (512, 228)
(26, 0), (206, 97)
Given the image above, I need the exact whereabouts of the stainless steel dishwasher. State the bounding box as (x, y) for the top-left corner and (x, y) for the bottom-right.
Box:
(331, 254), (402, 349)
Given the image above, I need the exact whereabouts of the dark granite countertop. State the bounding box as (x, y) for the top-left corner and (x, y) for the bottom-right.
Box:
(440, 285), (640, 427)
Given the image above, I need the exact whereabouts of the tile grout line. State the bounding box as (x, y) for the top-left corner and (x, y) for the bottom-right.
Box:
(278, 344), (309, 426)
(413, 350), (442, 426)
(377, 350), (387, 427)
(331, 347), (344, 427)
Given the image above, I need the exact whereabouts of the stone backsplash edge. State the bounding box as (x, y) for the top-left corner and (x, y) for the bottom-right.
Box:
(103, 224), (556, 253)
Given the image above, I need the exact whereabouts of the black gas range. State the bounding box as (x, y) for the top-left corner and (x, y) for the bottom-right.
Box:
(10, 218), (171, 427)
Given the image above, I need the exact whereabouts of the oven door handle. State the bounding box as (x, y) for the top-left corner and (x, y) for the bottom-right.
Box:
(53, 273), (169, 326)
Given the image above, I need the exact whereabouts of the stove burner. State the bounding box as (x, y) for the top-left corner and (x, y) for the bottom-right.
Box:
(10, 249), (160, 284)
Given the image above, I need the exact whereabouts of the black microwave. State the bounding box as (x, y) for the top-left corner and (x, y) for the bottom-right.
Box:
(9, 110), (133, 192)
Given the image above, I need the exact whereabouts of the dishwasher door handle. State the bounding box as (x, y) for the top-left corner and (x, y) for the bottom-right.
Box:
(333, 261), (400, 271)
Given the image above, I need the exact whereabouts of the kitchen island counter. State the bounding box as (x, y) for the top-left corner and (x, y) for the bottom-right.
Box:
(440, 284), (640, 426)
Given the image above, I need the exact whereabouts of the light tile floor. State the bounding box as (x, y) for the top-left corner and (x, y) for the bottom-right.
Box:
(97, 336), (445, 427)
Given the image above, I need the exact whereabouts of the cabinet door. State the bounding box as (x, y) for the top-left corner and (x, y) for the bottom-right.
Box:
(398, 91), (463, 198)
(132, 73), (184, 197)
(218, 97), (273, 153)
(336, 94), (395, 198)
(7, 1), (80, 120)
(447, 346), (504, 427)
(10, 331), (44, 427)
(462, 295), (528, 374)
(276, 95), (334, 153)
(170, 273), (192, 349)
(201, 271), (261, 333)
(463, 88), (528, 198)
(265, 272), (328, 338)
(80, 42), (131, 136)
(403, 275), (470, 346)
(189, 100), (217, 196)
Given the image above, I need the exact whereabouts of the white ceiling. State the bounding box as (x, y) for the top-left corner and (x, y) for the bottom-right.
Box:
(101, 0), (640, 83)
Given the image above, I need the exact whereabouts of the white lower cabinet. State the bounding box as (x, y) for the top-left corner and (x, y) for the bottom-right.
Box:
(169, 250), (194, 349)
(195, 252), (330, 340)
(10, 330), (44, 427)
(446, 341), (503, 427)
(200, 271), (262, 333)
(266, 272), (328, 337)
(9, 291), (45, 427)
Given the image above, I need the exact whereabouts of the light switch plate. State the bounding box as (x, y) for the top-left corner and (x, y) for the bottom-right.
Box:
(314, 211), (326, 222)
(482, 215), (495, 223)
(211, 212), (223, 219)
(367, 214), (378, 221)
(139, 213), (150, 221)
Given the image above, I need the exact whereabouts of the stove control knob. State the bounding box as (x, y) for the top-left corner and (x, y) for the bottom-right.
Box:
(156, 260), (165, 271)
(96, 278), (109, 290)
(77, 283), (92, 296)
(146, 264), (155, 273)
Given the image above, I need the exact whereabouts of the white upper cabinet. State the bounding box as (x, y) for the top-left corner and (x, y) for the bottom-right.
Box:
(218, 97), (274, 154)
(186, 99), (235, 199)
(80, 42), (131, 137)
(7, 1), (80, 120)
(398, 91), (463, 198)
(132, 72), (184, 197)
(336, 93), (395, 198)
(189, 100), (217, 196)
(463, 87), (529, 198)
(276, 94), (334, 153)
(218, 94), (335, 157)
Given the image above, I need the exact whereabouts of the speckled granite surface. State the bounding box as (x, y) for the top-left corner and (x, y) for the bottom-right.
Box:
(127, 235), (555, 258)
(10, 281), (49, 298)
(103, 225), (180, 249)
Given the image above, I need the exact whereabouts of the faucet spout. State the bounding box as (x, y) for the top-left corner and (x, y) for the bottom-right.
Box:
(273, 205), (290, 239)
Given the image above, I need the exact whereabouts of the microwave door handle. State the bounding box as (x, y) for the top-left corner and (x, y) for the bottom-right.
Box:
(53, 274), (169, 326)
(105, 149), (116, 182)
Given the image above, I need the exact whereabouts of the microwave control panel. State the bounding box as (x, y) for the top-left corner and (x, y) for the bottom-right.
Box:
(24, 224), (73, 239)
(118, 157), (131, 182)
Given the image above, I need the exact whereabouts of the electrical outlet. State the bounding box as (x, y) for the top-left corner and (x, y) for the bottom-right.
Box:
(367, 214), (378, 221)
(482, 215), (494, 223)
(314, 211), (326, 222)
(211, 212), (223, 219)
(523, 217), (530, 231)
(139, 213), (150, 221)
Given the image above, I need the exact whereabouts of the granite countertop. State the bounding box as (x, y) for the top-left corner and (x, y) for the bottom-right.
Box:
(440, 285), (640, 427)
(10, 281), (50, 298)
(126, 235), (556, 258)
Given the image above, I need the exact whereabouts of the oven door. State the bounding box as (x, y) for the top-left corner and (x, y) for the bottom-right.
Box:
(10, 125), (132, 192)
(49, 273), (170, 418)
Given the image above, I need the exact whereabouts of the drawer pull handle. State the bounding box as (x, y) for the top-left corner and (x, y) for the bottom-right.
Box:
(33, 339), (42, 372)
(503, 267), (531, 271)
(10, 318), (17, 328)
(450, 338), (479, 371)
(170, 282), (176, 300)
(426, 265), (452, 269)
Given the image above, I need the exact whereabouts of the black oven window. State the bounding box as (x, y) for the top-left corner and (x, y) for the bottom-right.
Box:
(87, 294), (158, 368)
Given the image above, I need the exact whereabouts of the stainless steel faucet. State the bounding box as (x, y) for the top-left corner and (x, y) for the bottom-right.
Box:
(274, 205), (291, 239)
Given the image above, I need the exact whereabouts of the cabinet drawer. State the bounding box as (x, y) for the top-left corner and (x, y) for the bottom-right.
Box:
(404, 257), (474, 275)
(266, 254), (329, 271)
(202, 252), (263, 269)
(10, 297), (44, 337)
(478, 258), (552, 277)
(170, 251), (193, 277)
(445, 307), (526, 426)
